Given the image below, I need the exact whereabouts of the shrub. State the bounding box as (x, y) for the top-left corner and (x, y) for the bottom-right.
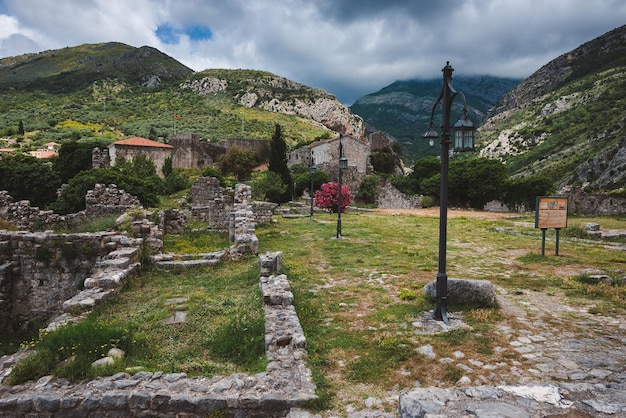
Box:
(369, 149), (396, 174)
(420, 196), (435, 208)
(314, 182), (352, 213)
(356, 174), (381, 204)
(251, 171), (287, 202)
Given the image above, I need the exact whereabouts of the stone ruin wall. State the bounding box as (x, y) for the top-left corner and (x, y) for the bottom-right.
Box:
(561, 187), (626, 215)
(187, 177), (277, 232)
(0, 231), (141, 335)
(0, 252), (316, 417)
(0, 184), (141, 231)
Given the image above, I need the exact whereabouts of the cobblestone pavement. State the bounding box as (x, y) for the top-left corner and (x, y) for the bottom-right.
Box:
(291, 286), (626, 417)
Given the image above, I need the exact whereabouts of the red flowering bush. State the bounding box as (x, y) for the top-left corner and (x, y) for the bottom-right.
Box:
(314, 181), (352, 213)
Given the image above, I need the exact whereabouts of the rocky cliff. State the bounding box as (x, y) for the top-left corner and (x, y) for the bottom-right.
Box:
(490, 25), (626, 116)
(181, 73), (365, 139)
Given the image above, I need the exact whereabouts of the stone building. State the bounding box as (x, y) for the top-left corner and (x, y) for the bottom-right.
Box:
(287, 134), (371, 192)
(108, 137), (173, 177)
(168, 133), (225, 169)
(168, 134), (270, 170)
(289, 135), (370, 172)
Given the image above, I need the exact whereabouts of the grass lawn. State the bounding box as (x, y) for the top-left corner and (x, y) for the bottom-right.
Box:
(256, 210), (626, 411)
(3, 209), (626, 413)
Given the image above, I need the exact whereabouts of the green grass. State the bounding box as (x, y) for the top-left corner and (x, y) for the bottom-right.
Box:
(3, 210), (626, 414)
(6, 258), (266, 384)
(162, 229), (230, 254)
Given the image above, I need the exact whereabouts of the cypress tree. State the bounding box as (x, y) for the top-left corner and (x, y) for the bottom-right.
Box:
(268, 124), (293, 203)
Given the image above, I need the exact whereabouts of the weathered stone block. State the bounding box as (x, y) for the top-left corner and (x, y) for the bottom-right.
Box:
(424, 278), (496, 307)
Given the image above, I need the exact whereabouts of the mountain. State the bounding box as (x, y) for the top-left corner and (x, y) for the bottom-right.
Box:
(0, 43), (362, 149)
(0, 42), (194, 93)
(479, 24), (626, 191)
(350, 75), (521, 162)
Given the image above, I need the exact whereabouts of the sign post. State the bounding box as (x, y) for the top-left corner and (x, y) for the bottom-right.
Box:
(535, 197), (568, 256)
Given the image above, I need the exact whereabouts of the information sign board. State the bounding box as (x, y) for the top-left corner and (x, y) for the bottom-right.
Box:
(535, 197), (568, 229)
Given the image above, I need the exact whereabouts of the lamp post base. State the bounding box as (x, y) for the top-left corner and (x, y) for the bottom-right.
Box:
(429, 299), (449, 324)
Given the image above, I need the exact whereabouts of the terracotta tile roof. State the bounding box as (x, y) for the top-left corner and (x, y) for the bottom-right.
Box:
(112, 137), (173, 149)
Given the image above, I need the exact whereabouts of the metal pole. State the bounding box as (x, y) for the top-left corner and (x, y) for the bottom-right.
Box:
(337, 162), (343, 239)
(555, 228), (560, 256)
(310, 169), (315, 218)
(431, 62), (455, 324)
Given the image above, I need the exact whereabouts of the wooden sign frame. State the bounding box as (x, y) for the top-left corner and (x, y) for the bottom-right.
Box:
(535, 196), (568, 256)
(535, 196), (568, 229)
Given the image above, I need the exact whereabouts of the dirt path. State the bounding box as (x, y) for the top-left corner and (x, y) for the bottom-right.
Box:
(375, 207), (520, 220)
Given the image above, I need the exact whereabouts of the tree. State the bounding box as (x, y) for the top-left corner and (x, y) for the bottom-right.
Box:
(356, 174), (381, 204)
(217, 145), (258, 181)
(391, 156), (441, 196)
(53, 139), (110, 182)
(52, 168), (161, 214)
(162, 156), (173, 178)
(314, 182), (352, 213)
(503, 175), (555, 211)
(412, 156), (441, 180)
(251, 171), (287, 201)
(18, 120), (24, 136)
(449, 157), (508, 208)
(369, 149), (396, 174)
(0, 153), (62, 208)
(268, 124), (292, 203)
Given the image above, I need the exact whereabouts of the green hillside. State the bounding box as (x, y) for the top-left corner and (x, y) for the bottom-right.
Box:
(479, 25), (626, 191)
(350, 76), (520, 163)
(0, 43), (331, 150)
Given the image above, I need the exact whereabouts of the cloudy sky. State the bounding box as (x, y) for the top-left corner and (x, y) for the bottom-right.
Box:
(0, 0), (624, 104)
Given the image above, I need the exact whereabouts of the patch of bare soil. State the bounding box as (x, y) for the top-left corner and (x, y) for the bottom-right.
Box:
(376, 207), (519, 220)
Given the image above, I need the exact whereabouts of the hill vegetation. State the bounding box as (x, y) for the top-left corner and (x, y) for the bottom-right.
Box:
(479, 24), (626, 191)
(350, 76), (521, 162)
(0, 43), (333, 152)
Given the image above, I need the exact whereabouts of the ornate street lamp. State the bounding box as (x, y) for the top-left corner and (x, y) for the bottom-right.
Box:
(336, 134), (348, 238)
(309, 162), (317, 218)
(423, 61), (476, 323)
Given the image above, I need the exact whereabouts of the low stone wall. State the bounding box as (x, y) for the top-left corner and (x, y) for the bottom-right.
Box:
(0, 191), (79, 231)
(562, 187), (626, 215)
(0, 252), (316, 417)
(0, 184), (141, 231)
(85, 184), (141, 216)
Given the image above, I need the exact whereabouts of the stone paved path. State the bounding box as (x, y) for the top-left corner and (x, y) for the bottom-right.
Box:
(292, 285), (626, 417)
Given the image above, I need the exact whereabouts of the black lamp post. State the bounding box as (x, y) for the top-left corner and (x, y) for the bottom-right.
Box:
(309, 162), (317, 218)
(423, 61), (476, 323)
(336, 134), (348, 238)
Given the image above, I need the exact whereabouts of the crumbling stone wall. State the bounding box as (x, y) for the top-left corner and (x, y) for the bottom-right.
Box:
(0, 231), (141, 334)
(0, 191), (78, 231)
(561, 187), (626, 215)
(85, 184), (141, 216)
(0, 252), (317, 418)
(187, 177), (276, 231)
(0, 185), (142, 231)
(377, 181), (422, 209)
(229, 184), (259, 259)
(91, 147), (111, 169)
